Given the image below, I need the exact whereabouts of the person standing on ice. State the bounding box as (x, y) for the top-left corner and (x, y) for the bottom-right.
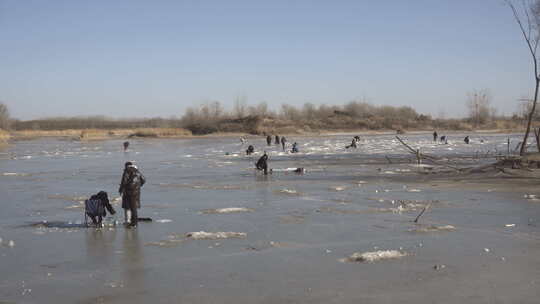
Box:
(464, 136), (470, 144)
(119, 162), (146, 228)
(266, 135), (272, 146)
(281, 136), (287, 151)
(433, 131), (438, 142)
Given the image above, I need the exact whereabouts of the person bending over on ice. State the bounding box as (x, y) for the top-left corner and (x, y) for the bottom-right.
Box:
(85, 191), (116, 226)
(346, 138), (358, 149)
(246, 145), (255, 155)
(255, 152), (269, 175)
(291, 142), (299, 153)
(464, 136), (470, 144)
(119, 162), (146, 228)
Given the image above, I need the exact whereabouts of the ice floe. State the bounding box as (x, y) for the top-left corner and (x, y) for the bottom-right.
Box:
(340, 250), (407, 263)
(185, 231), (247, 240)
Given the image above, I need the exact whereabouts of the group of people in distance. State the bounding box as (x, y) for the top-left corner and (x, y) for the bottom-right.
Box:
(245, 135), (300, 175)
(246, 134), (298, 156)
(263, 134), (288, 151)
(433, 131), (472, 144)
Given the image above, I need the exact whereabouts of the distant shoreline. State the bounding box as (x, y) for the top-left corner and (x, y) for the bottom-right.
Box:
(0, 127), (527, 143)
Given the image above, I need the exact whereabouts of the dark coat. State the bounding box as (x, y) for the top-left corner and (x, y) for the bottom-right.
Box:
(119, 166), (146, 209)
(255, 154), (268, 174)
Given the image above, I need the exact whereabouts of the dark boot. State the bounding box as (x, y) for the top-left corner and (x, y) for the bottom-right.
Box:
(129, 205), (138, 227)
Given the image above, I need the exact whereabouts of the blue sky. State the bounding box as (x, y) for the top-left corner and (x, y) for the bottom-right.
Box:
(0, 0), (532, 120)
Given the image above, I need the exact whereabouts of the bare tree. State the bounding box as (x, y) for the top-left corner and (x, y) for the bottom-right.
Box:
(233, 95), (247, 118)
(466, 89), (491, 127)
(209, 101), (223, 119)
(506, 0), (540, 154)
(302, 102), (317, 120)
(0, 103), (10, 130)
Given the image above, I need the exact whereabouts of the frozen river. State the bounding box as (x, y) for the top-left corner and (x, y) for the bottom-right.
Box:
(1, 132), (539, 303)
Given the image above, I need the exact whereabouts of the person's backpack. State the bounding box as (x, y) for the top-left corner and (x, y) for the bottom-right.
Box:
(85, 198), (105, 222)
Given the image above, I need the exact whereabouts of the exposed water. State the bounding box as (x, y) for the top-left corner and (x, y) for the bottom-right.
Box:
(1, 133), (540, 303)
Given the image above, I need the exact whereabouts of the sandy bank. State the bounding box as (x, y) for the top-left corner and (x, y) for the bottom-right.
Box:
(10, 128), (192, 141)
(5, 126), (528, 143)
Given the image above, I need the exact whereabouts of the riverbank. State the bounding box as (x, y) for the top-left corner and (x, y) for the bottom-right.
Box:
(9, 128), (192, 141)
(2, 127), (528, 143)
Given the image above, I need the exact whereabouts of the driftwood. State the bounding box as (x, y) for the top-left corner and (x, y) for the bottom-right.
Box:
(395, 136), (463, 171)
(414, 203), (431, 223)
(535, 128), (540, 152)
(395, 136), (540, 176)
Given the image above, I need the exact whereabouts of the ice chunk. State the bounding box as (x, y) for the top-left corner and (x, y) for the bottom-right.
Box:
(201, 207), (254, 214)
(185, 231), (247, 240)
(410, 225), (456, 232)
(279, 188), (299, 195)
(340, 250), (407, 263)
(156, 219), (172, 223)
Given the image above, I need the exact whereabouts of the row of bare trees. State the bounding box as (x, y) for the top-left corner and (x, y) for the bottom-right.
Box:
(11, 116), (184, 131)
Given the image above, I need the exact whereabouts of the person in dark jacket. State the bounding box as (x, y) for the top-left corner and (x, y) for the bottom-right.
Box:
(281, 136), (287, 151)
(119, 162), (146, 227)
(266, 135), (272, 146)
(291, 142), (299, 153)
(464, 136), (470, 144)
(433, 131), (438, 142)
(246, 145), (255, 155)
(85, 191), (116, 226)
(346, 137), (358, 149)
(123, 141), (130, 151)
(275, 135), (280, 145)
(255, 152), (269, 175)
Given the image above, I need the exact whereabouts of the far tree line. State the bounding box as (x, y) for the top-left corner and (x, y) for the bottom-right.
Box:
(0, 93), (536, 134)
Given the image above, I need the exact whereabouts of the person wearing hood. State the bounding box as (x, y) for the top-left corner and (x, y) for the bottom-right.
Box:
(85, 191), (116, 226)
(255, 152), (269, 175)
(119, 162), (146, 227)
